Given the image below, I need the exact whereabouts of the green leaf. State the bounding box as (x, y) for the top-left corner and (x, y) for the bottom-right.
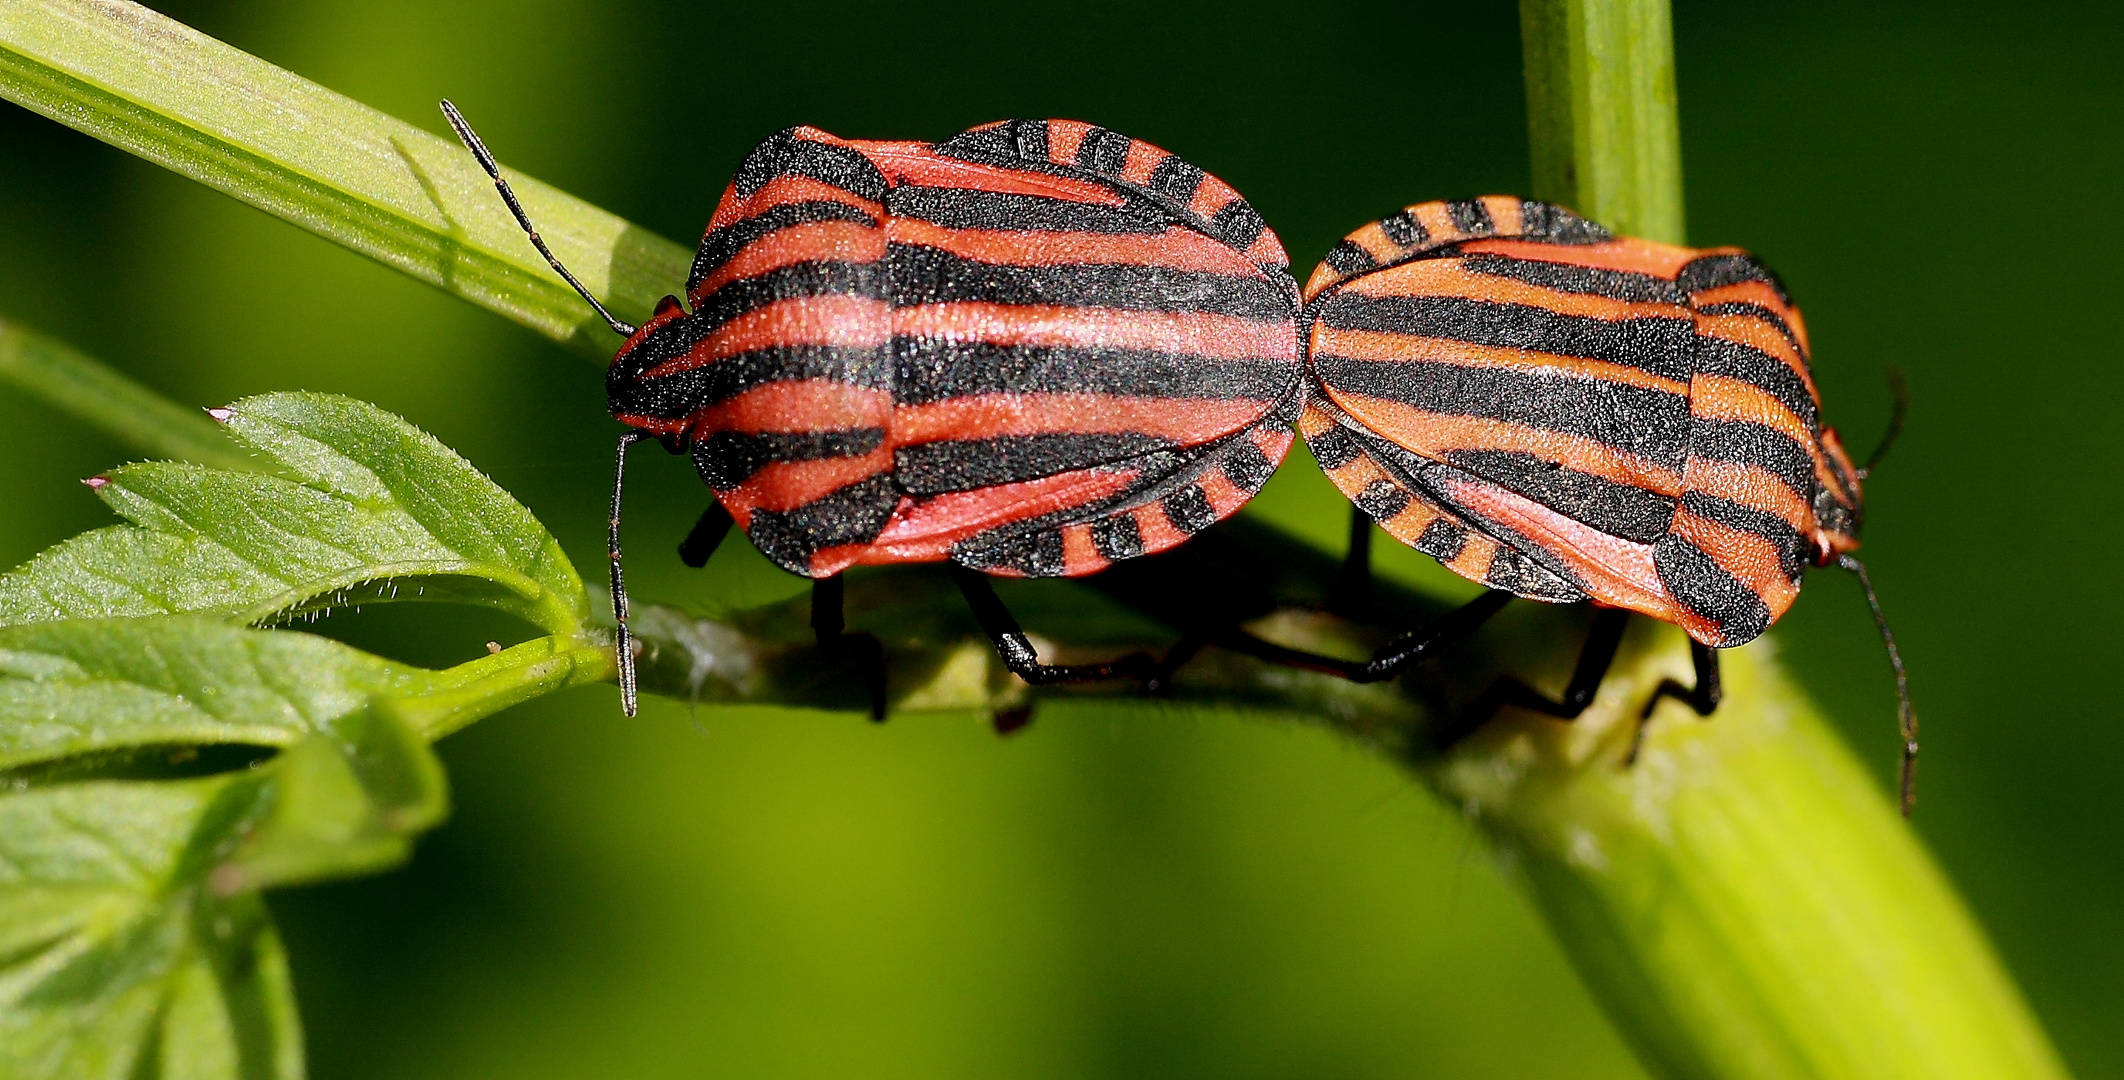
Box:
(0, 392), (588, 635)
(0, 316), (255, 472)
(0, 622), (487, 1078)
(0, 713), (442, 1079)
(0, 0), (689, 362)
(0, 616), (419, 772)
(0, 776), (303, 1080)
(0, 614), (615, 769)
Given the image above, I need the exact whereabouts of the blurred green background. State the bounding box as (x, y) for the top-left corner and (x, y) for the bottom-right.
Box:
(2, 1), (2118, 1076)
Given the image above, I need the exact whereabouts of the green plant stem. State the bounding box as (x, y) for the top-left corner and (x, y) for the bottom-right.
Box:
(0, 315), (255, 470)
(1504, 2), (2066, 1076)
(0, 0), (690, 362)
(1521, 0), (1686, 242)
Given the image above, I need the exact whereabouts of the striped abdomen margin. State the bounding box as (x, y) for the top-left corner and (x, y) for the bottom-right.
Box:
(608, 121), (1304, 579)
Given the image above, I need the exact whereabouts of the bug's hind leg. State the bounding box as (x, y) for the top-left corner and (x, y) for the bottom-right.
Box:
(812, 574), (887, 722)
(1328, 505), (1374, 618)
(1439, 607), (1631, 745)
(678, 501), (735, 568)
(950, 564), (1158, 685)
(1628, 642), (1722, 764)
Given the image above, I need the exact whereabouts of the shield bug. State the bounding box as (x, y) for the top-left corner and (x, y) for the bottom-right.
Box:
(1290, 197), (1918, 811)
(441, 105), (1304, 719)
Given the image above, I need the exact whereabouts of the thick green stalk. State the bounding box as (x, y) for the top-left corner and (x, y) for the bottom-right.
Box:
(1499, 3), (2065, 1076)
(1521, 0), (1685, 242)
(0, 0), (690, 361)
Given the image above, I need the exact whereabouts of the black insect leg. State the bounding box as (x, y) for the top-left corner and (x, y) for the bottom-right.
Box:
(950, 564), (1158, 685)
(1141, 633), (1210, 695)
(1328, 505), (1374, 618)
(1628, 642), (1722, 763)
(1198, 588), (1514, 684)
(1439, 607), (1632, 745)
(678, 501), (735, 568)
(812, 574), (887, 722)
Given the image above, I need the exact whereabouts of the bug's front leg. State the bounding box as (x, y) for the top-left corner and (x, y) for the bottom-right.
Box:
(1629, 642), (1722, 763)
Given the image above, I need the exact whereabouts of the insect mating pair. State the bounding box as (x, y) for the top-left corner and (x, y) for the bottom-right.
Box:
(441, 105), (1919, 813)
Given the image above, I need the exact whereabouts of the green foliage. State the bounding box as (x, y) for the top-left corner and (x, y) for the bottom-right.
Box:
(0, 392), (587, 636)
(0, 0), (690, 361)
(0, 391), (608, 1078)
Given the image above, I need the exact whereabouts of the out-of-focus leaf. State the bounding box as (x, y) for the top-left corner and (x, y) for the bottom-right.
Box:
(0, 776), (303, 1080)
(0, 392), (587, 634)
(0, 316), (256, 472)
(0, 620), (481, 1078)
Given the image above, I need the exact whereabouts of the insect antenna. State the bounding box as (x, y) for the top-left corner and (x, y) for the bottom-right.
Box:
(1839, 555), (1917, 816)
(440, 99), (638, 338)
(609, 431), (649, 716)
(1857, 368), (1909, 479)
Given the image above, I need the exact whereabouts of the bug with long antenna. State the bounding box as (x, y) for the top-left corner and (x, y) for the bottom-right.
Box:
(440, 104), (1320, 722)
(1279, 198), (1924, 814)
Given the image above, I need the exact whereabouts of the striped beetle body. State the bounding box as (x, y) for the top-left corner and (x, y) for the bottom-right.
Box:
(609, 119), (1304, 581)
(1300, 197), (1862, 648)
(441, 104), (1305, 719)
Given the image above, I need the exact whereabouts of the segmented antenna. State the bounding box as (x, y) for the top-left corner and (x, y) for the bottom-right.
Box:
(1841, 555), (1917, 815)
(440, 99), (638, 338)
(1859, 369), (1909, 478)
(610, 431), (647, 716)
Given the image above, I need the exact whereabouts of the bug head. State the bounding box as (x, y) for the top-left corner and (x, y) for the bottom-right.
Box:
(1810, 426), (1865, 566)
(604, 295), (700, 442)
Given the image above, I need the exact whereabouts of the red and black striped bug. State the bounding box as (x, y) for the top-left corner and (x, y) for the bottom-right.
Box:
(440, 105), (1304, 718)
(1280, 196), (1918, 811)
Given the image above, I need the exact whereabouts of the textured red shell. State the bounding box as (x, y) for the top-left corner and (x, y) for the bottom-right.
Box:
(1299, 197), (1863, 647)
(608, 119), (1305, 580)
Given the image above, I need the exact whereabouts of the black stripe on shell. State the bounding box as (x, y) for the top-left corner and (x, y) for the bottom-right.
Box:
(1459, 252), (1686, 304)
(1445, 449), (1677, 543)
(1311, 357), (1691, 469)
(1653, 534), (1774, 645)
(894, 337), (1297, 405)
(1313, 293), (1697, 383)
(1677, 252), (1792, 305)
(887, 185), (1170, 235)
(1146, 155), (1207, 203)
(1091, 513), (1145, 561)
(1686, 417), (1816, 498)
(1377, 210), (1428, 249)
(744, 474), (900, 576)
(691, 428), (885, 490)
(1163, 486), (1217, 533)
(1694, 336), (1820, 428)
(1075, 126), (1133, 174)
(612, 343), (889, 420)
(888, 244), (1295, 319)
(732, 129), (889, 202)
(688, 201), (880, 295)
(1679, 490), (1807, 581)
(893, 433), (1175, 496)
